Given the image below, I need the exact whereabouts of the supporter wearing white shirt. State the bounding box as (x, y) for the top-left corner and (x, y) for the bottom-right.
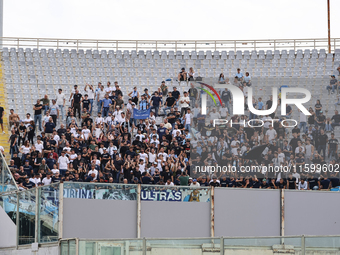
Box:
(29, 176), (41, 187)
(190, 179), (201, 187)
(82, 128), (91, 140)
(209, 108), (221, 121)
(148, 149), (157, 164)
(185, 112), (191, 125)
(56, 89), (66, 119)
(94, 126), (103, 139)
(139, 161), (146, 173)
(69, 151), (77, 162)
(278, 150), (285, 163)
(53, 133), (60, 145)
(108, 143), (117, 156)
(95, 114), (104, 125)
(220, 103), (228, 118)
(34, 140), (44, 154)
(85, 84), (95, 100)
(158, 150), (168, 161)
(139, 151), (148, 162)
(150, 137), (160, 147)
(113, 109), (123, 121)
(180, 92), (190, 108)
(104, 115), (113, 126)
(172, 125), (181, 137)
(63, 146), (71, 154)
(58, 151), (70, 175)
(88, 165), (99, 180)
(70, 126), (77, 136)
(262, 116), (272, 129)
(115, 112), (126, 124)
(105, 83), (113, 94)
(98, 87), (106, 100)
(23, 114), (34, 127)
(126, 100), (133, 112)
(42, 174), (52, 185)
(51, 168), (59, 175)
(265, 126), (277, 143)
(298, 179), (308, 190)
(165, 179), (174, 186)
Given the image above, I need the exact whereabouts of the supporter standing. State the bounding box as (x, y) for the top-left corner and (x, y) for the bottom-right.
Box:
(33, 99), (43, 132)
(56, 89), (66, 120)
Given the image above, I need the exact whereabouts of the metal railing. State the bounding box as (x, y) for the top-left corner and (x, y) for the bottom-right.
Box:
(0, 151), (18, 192)
(1, 37), (340, 52)
(59, 235), (340, 255)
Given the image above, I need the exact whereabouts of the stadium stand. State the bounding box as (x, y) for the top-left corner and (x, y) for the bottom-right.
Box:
(2, 46), (340, 190)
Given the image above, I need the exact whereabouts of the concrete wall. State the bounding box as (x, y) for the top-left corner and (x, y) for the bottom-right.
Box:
(141, 201), (210, 238)
(0, 205), (16, 248)
(214, 188), (281, 237)
(0, 245), (58, 255)
(63, 198), (137, 239)
(284, 190), (340, 236)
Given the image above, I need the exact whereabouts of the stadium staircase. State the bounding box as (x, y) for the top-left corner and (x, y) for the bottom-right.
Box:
(0, 55), (9, 160)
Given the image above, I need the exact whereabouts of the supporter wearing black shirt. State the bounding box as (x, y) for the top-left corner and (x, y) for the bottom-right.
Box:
(320, 176), (330, 190)
(101, 150), (111, 167)
(266, 96), (274, 118)
(164, 93), (176, 108)
(161, 168), (173, 182)
(329, 173), (340, 188)
(220, 176), (228, 187)
(82, 95), (90, 111)
(289, 133), (301, 153)
(141, 172), (153, 184)
(167, 110), (176, 125)
(318, 129), (328, 159)
(251, 178), (261, 188)
(210, 178), (220, 187)
(227, 177), (236, 187)
(57, 126), (66, 137)
(307, 174), (319, 190)
(34, 102), (43, 115)
(12, 153), (21, 168)
(172, 87), (180, 101)
(125, 147), (137, 159)
(72, 91), (83, 118)
(136, 122), (146, 133)
(22, 178), (35, 189)
(276, 179), (286, 189)
(133, 167), (142, 181)
(260, 179), (270, 189)
(286, 174), (296, 189)
(328, 133), (338, 158)
(331, 110), (340, 128)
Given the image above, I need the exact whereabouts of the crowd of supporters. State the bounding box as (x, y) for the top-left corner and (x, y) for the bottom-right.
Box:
(4, 69), (340, 191)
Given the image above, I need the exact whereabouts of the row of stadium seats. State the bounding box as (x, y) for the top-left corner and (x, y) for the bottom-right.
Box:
(3, 47), (340, 60)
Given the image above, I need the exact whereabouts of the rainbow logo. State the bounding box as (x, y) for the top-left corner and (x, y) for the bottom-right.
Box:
(196, 82), (223, 107)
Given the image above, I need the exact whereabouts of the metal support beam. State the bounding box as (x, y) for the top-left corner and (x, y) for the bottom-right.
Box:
(35, 188), (39, 243)
(137, 184), (141, 238)
(210, 186), (215, 238)
(327, 0), (331, 53)
(16, 191), (19, 249)
(142, 237), (146, 255)
(280, 189), (285, 244)
(220, 237), (224, 255)
(59, 183), (64, 240)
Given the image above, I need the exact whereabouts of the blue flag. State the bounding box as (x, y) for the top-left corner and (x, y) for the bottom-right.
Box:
(134, 108), (150, 119)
